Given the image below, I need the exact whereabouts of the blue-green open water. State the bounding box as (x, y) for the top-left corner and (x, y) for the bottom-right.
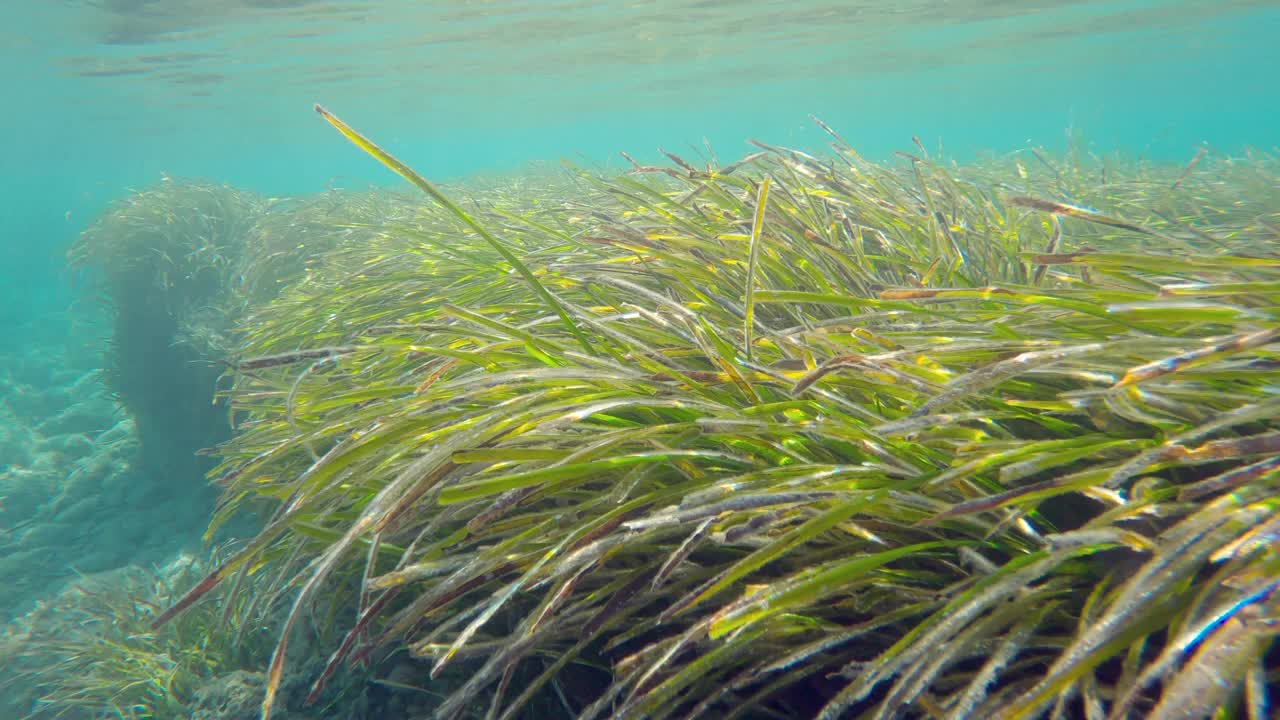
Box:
(5, 1), (1277, 303)
(1, 1), (1277, 717)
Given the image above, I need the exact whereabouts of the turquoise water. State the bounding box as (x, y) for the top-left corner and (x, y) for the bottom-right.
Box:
(0, 1), (1277, 717)
(5, 0), (1277, 295)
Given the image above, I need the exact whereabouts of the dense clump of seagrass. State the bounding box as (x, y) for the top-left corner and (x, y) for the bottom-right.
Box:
(151, 112), (1279, 720)
(66, 179), (398, 489)
(67, 181), (268, 486)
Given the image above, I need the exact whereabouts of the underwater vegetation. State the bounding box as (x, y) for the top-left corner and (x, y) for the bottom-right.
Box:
(66, 178), (397, 541)
(1, 551), (278, 720)
(56, 110), (1280, 719)
(67, 181), (268, 495)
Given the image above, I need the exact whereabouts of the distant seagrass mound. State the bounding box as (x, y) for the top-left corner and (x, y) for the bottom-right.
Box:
(68, 180), (267, 498)
(65, 181), (386, 532)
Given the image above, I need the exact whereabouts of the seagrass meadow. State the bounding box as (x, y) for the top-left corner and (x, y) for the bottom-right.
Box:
(23, 109), (1280, 720)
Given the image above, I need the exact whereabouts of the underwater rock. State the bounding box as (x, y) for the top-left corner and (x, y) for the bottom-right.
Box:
(36, 396), (117, 436)
(1, 377), (53, 421)
(0, 352), (167, 619)
(0, 467), (56, 527)
(6, 349), (57, 389)
(0, 404), (37, 466)
(98, 416), (137, 445)
(191, 669), (267, 720)
(36, 431), (95, 461)
(0, 549), (43, 606)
